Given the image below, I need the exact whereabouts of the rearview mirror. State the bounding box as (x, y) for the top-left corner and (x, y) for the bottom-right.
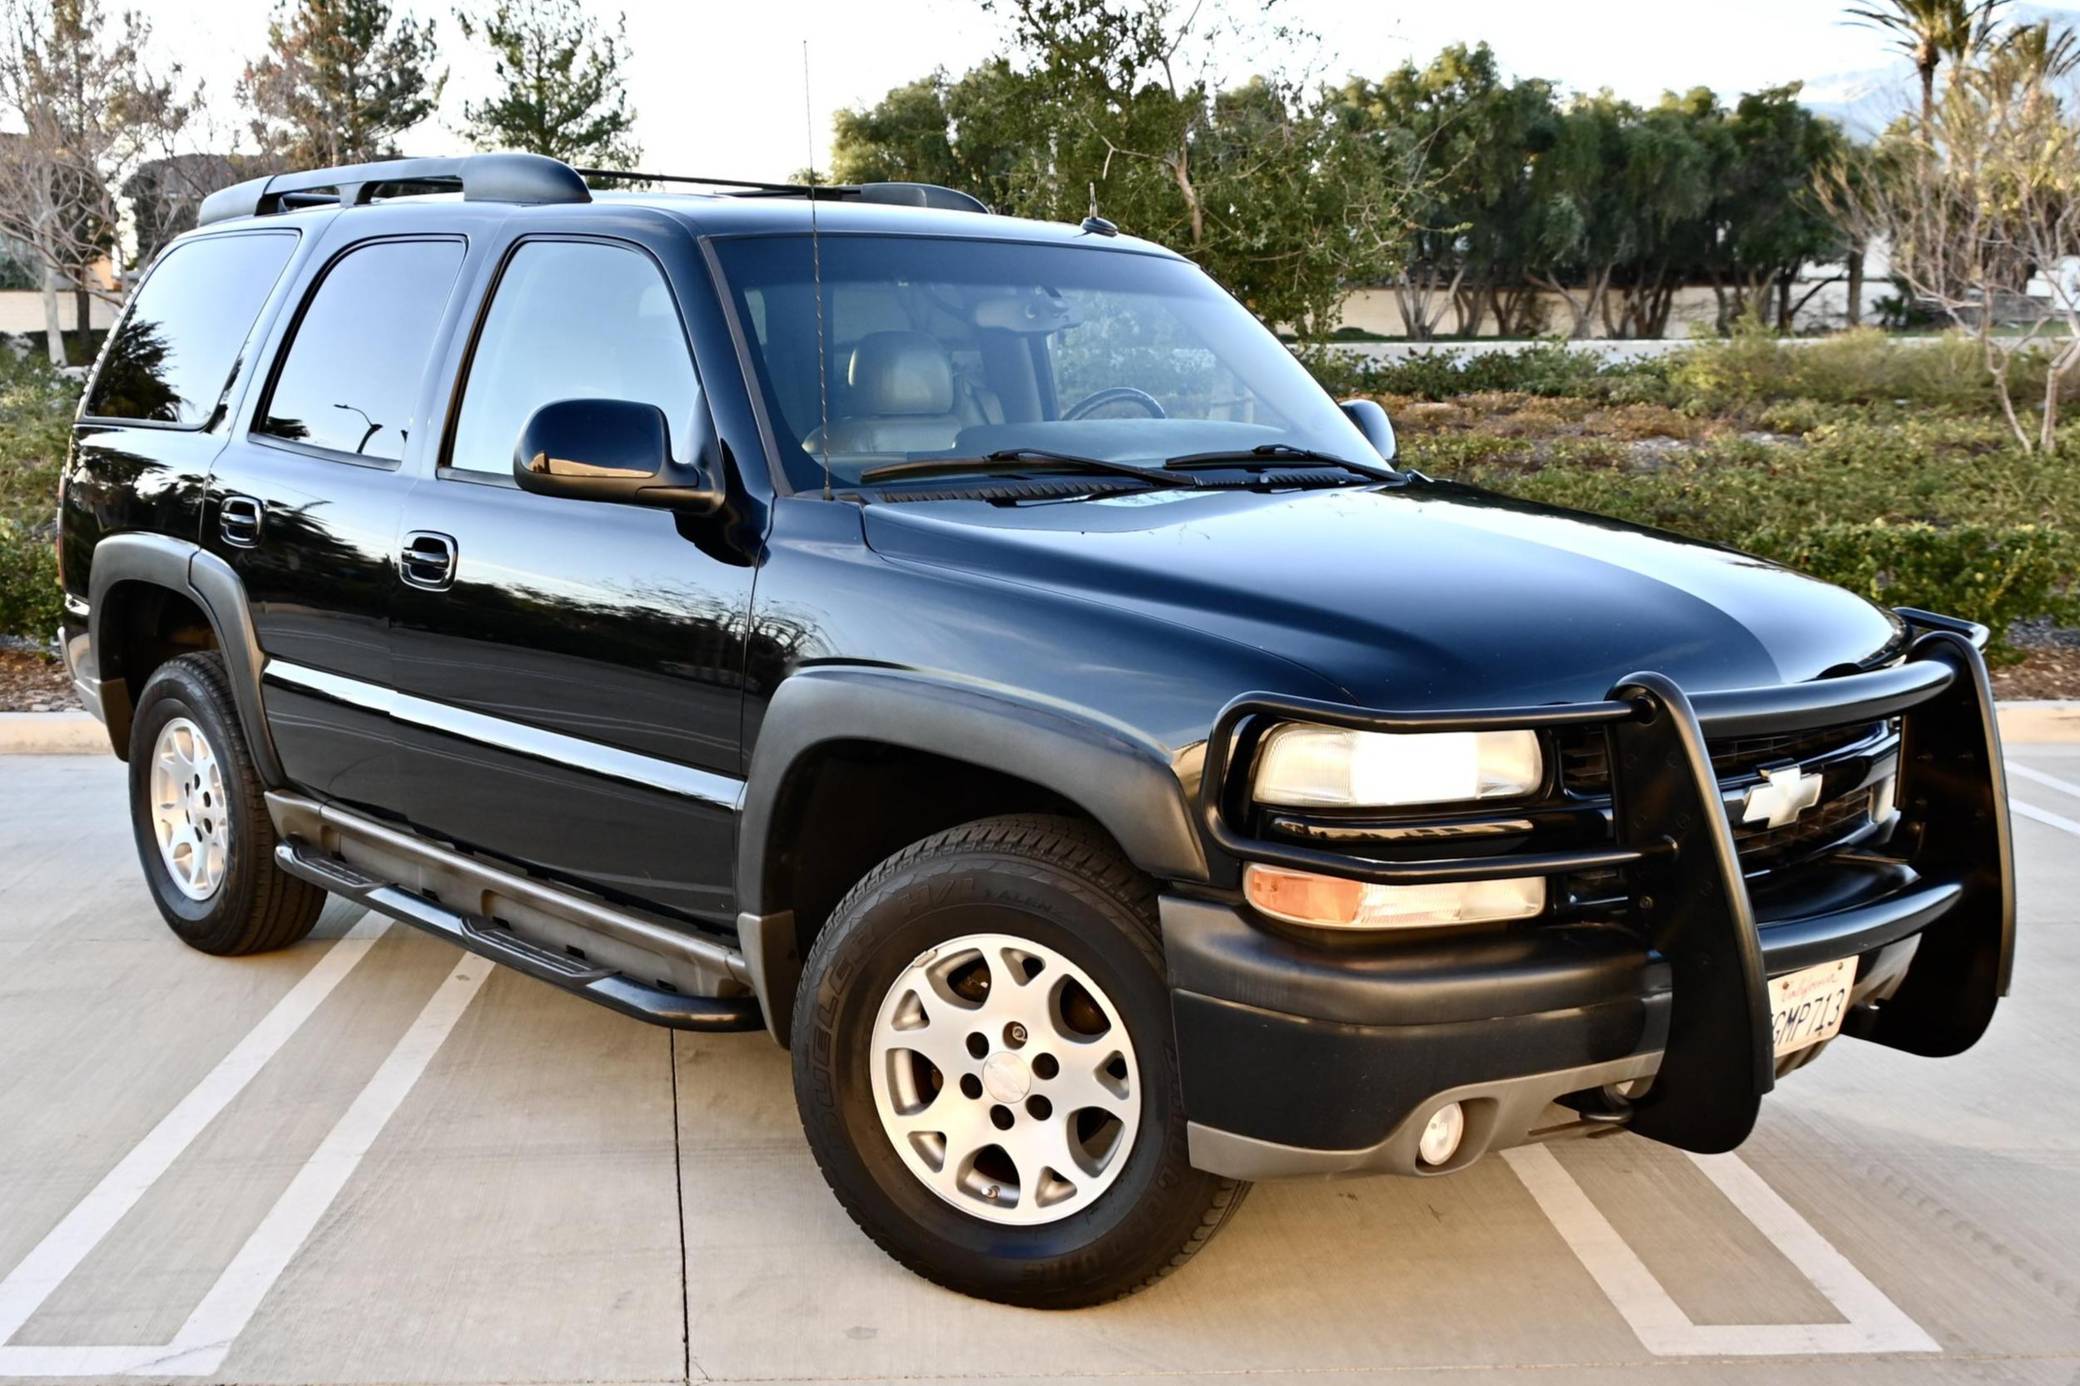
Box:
(1340, 398), (1397, 463)
(512, 398), (720, 511)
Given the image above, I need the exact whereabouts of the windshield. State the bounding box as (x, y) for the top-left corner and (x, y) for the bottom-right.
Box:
(711, 233), (1375, 491)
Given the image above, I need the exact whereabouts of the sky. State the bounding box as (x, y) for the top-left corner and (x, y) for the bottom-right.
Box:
(130, 0), (2077, 181)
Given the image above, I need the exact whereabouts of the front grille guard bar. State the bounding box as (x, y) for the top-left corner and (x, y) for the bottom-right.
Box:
(1197, 611), (2016, 1154)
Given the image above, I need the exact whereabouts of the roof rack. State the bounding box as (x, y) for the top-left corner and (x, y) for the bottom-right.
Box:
(575, 166), (989, 214)
(192, 151), (988, 229)
(196, 152), (590, 227)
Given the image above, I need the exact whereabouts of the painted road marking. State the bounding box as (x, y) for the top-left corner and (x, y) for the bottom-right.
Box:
(0, 916), (1959, 1372)
(2007, 761), (2080, 801)
(0, 916), (390, 1345)
(1504, 1144), (1938, 1355)
(0, 927), (490, 1378)
(2012, 798), (2080, 836)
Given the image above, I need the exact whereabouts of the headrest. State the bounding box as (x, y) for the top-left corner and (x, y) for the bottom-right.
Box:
(847, 331), (955, 416)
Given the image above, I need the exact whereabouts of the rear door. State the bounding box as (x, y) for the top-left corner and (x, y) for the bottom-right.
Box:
(203, 232), (469, 819)
(387, 226), (754, 925)
(69, 228), (302, 634)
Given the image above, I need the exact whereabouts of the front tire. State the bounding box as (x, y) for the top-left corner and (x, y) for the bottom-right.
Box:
(792, 814), (1247, 1307)
(127, 652), (325, 955)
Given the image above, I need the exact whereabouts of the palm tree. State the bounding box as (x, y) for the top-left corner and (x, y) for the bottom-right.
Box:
(1848, 0), (2011, 133)
(1996, 19), (2080, 83)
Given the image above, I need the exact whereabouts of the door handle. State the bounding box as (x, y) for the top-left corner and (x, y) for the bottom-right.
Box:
(400, 531), (457, 591)
(219, 494), (264, 548)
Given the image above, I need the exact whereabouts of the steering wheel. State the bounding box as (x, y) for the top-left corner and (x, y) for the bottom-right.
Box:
(1063, 387), (1167, 421)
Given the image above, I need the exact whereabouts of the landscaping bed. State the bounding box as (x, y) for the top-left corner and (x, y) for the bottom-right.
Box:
(2, 333), (2078, 702)
(0, 644), (76, 712)
(1313, 332), (2080, 690)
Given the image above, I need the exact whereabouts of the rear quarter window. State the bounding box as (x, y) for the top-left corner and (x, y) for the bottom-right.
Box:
(85, 231), (299, 426)
(255, 238), (465, 462)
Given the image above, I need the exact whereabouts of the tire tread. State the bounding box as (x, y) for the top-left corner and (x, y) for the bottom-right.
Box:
(131, 651), (324, 955)
(797, 812), (1247, 1308)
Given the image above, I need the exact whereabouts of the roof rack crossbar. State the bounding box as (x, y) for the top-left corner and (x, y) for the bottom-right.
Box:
(197, 152), (590, 227)
(574, 166), (821, 195)
(574, 166), (989, 214)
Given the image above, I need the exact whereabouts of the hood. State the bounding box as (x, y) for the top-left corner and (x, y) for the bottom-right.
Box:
(860, 481), (1905, 709)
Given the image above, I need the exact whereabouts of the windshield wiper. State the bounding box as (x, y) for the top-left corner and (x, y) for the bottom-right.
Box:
(1161, 443), (1403, 484)
(860, 448), (1195, 488)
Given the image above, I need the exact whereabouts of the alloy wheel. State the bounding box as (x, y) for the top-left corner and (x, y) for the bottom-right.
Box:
(868, 931), (1142, 1225)
(149, 716), (229, 901)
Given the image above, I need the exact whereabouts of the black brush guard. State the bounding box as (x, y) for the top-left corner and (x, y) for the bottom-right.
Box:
(1196, 610), (2016, 1155)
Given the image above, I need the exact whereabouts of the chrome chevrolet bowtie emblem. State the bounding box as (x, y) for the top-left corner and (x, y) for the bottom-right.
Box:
(1741, 763), (1823, 829)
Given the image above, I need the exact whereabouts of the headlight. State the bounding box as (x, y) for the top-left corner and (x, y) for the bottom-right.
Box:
(1244, 863), (1545, 930)
(1252, 725), (1543, 808)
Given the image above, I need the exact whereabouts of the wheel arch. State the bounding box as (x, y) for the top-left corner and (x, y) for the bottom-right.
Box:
(88, 533), (281, 781)
(735, 666), (1207, 1045)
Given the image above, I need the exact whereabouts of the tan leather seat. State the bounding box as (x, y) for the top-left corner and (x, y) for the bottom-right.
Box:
(807, 331), (966, 458)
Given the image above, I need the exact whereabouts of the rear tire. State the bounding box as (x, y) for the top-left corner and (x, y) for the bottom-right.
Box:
(792, 813), (1247, 1307)
(127, 652), (325, 955)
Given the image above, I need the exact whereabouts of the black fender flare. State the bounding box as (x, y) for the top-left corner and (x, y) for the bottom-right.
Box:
(733, 665), (1208, 1042)
(88, 533), (283, 784)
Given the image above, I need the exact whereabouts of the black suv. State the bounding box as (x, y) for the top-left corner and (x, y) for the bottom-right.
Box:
(59, 152), (2016, 1308)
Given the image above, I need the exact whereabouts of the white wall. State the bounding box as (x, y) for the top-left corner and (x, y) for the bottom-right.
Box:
(0, 290), (118, 337)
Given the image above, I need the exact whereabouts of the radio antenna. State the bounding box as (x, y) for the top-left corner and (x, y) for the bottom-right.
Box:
(804, 40), (833, 501)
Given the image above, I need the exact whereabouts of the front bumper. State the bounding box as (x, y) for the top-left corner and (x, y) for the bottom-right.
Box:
(1171, 612), (2016, 1178)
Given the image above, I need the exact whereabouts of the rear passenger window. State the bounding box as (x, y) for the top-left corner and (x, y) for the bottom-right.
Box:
(257, 239), (464, 462)
(446, 240), (698, 474)
(86, 231), (297, 425)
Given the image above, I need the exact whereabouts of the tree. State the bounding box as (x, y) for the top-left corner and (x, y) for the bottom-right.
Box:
(454, 0), (639, 168)
(1825, 48), (2080, 450)
(1996, 18), (2080, 82)
(1603, 94), (1716, 338)
(833, 0), (1416, 335)
(1707, 85), (1849, 331)
(1847, 0), (2007, 134)
(124, 153), (269, 266)
(1332, 44), (1559, 339)
(1521, 92), (1637, 338)
(829, 59), (1034, 209)
(241, 0), (445, 167)
(0, 0), (195, 364)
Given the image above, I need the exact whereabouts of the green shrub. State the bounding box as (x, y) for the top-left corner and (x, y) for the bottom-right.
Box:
(0, 348), (79, 526)
(1306, 341), (1671, 403)
(1665, 325), (2075, 414)
(1742, 520), (2075, 654)
(0, 518), (60, 640)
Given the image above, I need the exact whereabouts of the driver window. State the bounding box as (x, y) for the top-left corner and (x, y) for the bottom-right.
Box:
(1046, 291), (1253, 423)
(447, 240), (699, 475)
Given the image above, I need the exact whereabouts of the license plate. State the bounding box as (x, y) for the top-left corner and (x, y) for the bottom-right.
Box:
(1768, 957), (1856, 1058)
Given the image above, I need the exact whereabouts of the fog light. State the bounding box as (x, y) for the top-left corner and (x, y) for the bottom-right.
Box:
(1243, 862), (1544, 930)
(1418, 1101), (1465, 1167)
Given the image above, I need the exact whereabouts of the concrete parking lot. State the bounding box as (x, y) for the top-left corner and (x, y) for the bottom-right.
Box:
(1, 751), (2077, 1386)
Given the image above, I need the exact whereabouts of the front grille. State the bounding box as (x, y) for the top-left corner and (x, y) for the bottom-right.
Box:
(1560, 719), (1888, 796)
(1554, 717), (1893, 905)
(1730, 786), (1875, 874)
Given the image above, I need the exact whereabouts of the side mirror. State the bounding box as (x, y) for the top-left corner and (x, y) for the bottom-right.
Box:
(513, 397), (721, 512)
(1340, 398), (1397, 463)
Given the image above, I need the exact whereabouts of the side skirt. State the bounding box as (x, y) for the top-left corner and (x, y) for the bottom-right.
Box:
(266, 791), (763, 1032)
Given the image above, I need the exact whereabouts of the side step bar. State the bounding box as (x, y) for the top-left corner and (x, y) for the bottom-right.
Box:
(268, 794), (763, 1033)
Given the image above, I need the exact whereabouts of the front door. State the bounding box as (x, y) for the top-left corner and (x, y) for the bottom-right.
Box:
(205, 233), (469, 819)
(388, 234), (753, 925)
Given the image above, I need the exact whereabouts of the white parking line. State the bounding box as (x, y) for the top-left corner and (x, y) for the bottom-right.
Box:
(2012, 798), (2080, 836)
(164, 954), (491, 1371)
(1504, 1144), (1939, 1356)
(0, 916), (390, 1346)
(0, 926), (491, 1378)
(2007, 762), (2080, 801)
